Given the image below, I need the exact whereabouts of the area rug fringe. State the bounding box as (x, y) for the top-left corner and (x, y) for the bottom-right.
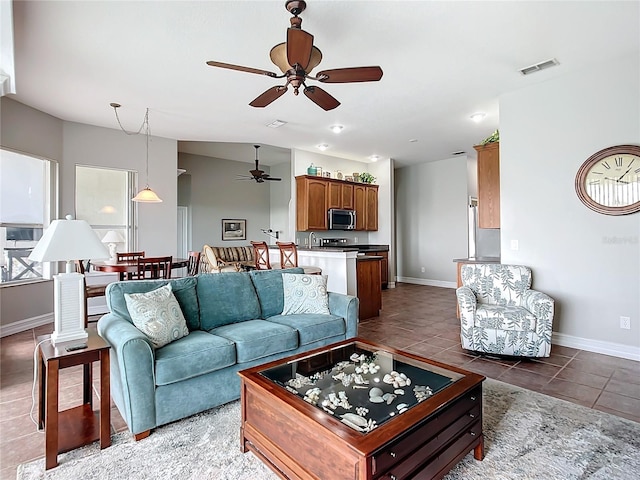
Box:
(18, 379), (640, 480)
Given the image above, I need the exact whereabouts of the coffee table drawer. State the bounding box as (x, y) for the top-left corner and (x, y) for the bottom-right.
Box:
(373, 386), (481, 476)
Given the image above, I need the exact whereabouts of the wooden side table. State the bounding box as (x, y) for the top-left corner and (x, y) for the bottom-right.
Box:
(37, 329), (111, 469)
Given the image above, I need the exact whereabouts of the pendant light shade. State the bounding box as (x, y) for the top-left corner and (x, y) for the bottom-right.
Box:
(111, 103), (163, 203)
(132, 187), (163, 203)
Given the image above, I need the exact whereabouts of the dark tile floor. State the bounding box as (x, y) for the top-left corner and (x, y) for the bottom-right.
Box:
(1, 283), (639, 479)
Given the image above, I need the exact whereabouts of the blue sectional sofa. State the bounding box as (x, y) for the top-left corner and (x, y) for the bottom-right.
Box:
(97, 268), (359, 438)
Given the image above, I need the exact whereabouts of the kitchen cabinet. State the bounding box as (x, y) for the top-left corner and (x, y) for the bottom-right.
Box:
(297, 176), (377, 231)
(364, 250), (388, 289)
(296, 176), (328, 231)
(356, 255), (382, 320)
(354, 184), (378, 231)
(474, 142), (500, 228)
(328, 181), (354, 210)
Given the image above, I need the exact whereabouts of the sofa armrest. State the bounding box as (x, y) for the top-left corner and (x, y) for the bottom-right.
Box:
(456, 286), (477, 330)
(97, 313), (157, 435)
(328, 292), (359, 338)
(523, 289), (555, 338)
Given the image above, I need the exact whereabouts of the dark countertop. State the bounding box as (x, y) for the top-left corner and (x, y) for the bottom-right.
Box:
(357, 255), (383, 261)
(296, 244), (389, 253)
(452, 257), (501, 263)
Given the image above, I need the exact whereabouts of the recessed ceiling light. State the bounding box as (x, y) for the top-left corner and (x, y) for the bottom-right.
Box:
(266, 119), (287, 128)
(329, 124), (344, 134)
(470, 112), (486, 123)
(316, 143), (329, 151)
(369, 155), (380, 162)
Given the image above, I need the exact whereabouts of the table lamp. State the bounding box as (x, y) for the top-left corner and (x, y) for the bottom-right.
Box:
(29, 215), (110, 345)
(102, 230), (125, 262)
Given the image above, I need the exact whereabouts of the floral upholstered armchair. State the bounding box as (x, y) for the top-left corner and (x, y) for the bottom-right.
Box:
(456, 264), (554, 357)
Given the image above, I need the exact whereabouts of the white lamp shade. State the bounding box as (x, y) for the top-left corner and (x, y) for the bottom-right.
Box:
(132, 187), (162, 203)
(29, 215), (110, 262)
(102, 230), (125, 243)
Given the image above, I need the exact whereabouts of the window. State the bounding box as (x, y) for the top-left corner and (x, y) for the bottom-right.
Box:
(0, 148), (56, 284)
(75, 165), (136, 253)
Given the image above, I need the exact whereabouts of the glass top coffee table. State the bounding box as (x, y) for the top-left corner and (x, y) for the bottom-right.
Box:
(239, 338), (485, 480)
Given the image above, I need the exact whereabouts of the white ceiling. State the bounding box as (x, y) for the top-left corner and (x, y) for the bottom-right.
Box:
(9, 1), (640, 167)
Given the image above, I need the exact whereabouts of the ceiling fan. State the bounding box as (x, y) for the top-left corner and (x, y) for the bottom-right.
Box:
(237, 145), (282, 183)
(206, 0), (383, 111)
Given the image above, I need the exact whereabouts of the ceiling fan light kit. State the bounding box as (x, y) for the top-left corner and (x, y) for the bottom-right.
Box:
(237, 145), (283, 183)
(206, 0), (383, 111)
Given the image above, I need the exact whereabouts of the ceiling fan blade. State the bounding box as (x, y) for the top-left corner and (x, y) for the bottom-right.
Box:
(316, 66), (383, 83)
(249, 86), (288, 108)
(303, 86), (340, 111)
(263, 177), (282, 181)
(287, 28), (314, 70)
(206, 61), (278, 78)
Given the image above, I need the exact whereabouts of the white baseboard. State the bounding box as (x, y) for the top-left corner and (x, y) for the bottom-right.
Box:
(0, 313), (53, 338)
(396, 276), (456, 289)
(553, 332), (640, 362)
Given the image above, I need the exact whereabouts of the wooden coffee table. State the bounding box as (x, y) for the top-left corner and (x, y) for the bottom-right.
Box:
(239, 338), (485, 480)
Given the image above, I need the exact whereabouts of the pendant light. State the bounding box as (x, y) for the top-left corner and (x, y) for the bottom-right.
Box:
(110, 103), (163, 203)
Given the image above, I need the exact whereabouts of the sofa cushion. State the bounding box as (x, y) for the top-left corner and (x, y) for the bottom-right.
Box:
(209, 319), (298, 363)
(475, 305), (537, 331)
(249, 267), (305, 318)
(154, 331), (236, 386)
(282, 274), (330, 315)
(197, 272), (261, 330)
(266, 314), (346, 346)
(106, 277), (200, 330)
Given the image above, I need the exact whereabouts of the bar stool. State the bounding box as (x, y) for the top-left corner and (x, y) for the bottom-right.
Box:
(251, 241), (279, 270)
(276, 241), (322, 275)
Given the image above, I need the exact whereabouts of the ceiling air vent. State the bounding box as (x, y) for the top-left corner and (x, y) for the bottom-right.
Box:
(519, 58), (559, 76)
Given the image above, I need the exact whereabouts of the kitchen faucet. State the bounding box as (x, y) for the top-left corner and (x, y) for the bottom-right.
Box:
(308, 231), (316, 248)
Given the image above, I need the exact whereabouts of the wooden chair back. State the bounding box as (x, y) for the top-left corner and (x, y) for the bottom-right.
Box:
(251, 241), (272, 270)
(186, 251), (201, 276)
(276, 242), (298, 269)
(117, 251), (146, 280)
(133, 256), (172, 280)
(75, 260), (109, 327)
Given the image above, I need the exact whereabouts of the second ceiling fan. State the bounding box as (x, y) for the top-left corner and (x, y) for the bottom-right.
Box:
(206, 0), (383, 111)
(237, 145), (282, 183)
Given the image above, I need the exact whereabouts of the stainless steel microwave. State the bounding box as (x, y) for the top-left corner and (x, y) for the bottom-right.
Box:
(328, 208), (356, 230)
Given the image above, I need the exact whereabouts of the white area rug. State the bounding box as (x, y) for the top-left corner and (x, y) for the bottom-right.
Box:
(18, 379), (640, 479)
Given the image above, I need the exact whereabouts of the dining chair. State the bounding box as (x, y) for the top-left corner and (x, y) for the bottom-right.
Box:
(186, 251), (201, 276)
(275, 241), (322, 275)
(132, 256), (173, 280)
(117, 251), (146, 280)
(251, 241), (275, 270)
(75, 260), (111, 327)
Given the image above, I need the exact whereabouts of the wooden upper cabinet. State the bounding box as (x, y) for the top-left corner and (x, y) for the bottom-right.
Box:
(297, 175), (377, 231)
(474, 142), (500, 228)
(354, 184), (366, 230)
(328, 181), (354, 210)
(365, 185), (378, 231)
(354, 184), (378, 231)
(296, 176), (328, 231)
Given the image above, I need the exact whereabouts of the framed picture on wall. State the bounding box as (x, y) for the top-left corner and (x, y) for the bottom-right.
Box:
(222, 219), (246, 241)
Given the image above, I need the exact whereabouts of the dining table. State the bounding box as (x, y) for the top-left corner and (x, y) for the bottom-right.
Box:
(91, 258), (189, 281)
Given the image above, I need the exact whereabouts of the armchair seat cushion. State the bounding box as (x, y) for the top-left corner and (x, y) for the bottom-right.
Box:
(209, 319), (298, 363)
(475, 305), (537, 331)
(154, 331), (236, 386)
(267, 314), (346, 346)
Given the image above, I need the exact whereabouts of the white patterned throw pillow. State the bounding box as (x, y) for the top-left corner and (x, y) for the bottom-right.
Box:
(124, 284), (189, 348)
(282, 274), (330, 315)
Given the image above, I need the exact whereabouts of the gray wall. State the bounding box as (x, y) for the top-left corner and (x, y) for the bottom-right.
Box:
(0, 98), (178, 330)
(178, 152), (272, 250)
(269, 161), (292, 242)
(395, 156), (468, 286)
(1, 98), (61, 327)
(500, 53), (639, 355)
